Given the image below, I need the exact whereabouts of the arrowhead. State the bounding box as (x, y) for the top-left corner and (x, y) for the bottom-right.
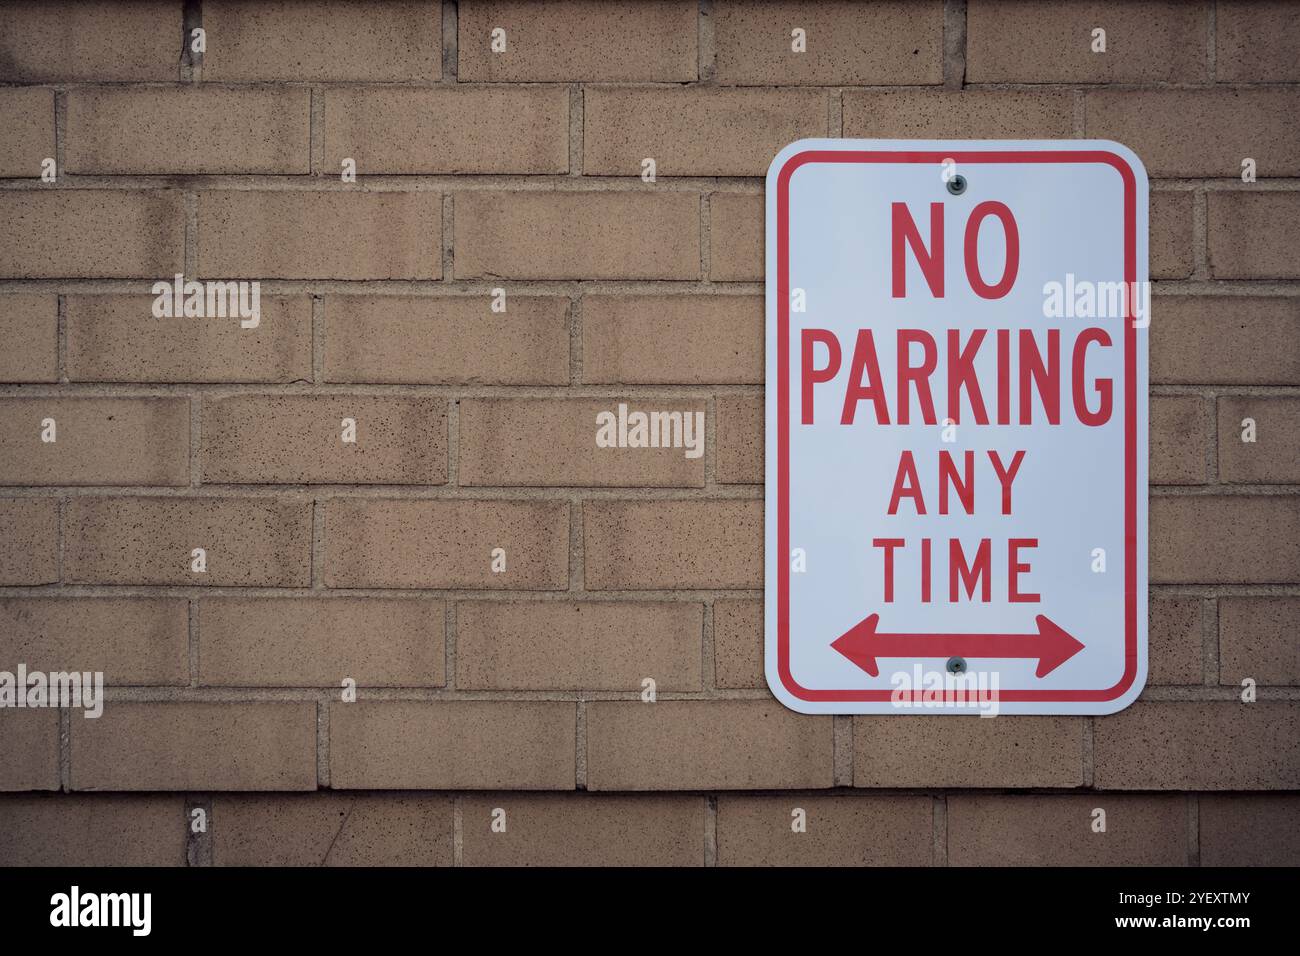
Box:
(1033, 615), (1085, 677)
(830, 613), (881, 677)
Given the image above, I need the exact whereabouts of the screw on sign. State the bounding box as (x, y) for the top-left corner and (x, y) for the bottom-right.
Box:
(764, 139), (1149, 716)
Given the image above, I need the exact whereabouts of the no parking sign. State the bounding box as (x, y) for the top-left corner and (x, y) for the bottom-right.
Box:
(765, 140), (1149, 715)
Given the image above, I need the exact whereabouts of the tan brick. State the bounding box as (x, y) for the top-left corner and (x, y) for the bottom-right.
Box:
(1200, 795), (1300, 865)
(456, 600), (702, 691)
(329, 701), (576, 789)
(1219, 597), (1300, 686)
(67, 294), (312, 384)
(0, 190), (183, 279)
(201, 395), (446, 485)
(0, 795), (186, 865)
(71, 702), (317, 791)
(714, 598), (763, 689)
(717, 395), (763, 484)
(1209, 193), (1300, 279)
(0, 294), (57, 383)
(65, 497), (313, 586)
(0, 1), (179, 82)
(1216, 1), (1300, 82)
(461, 794), (704, 866)
(324, 295), (570, 386)
(199, 597), (446, 687)
(1151, 191), (1194, 280)
(1086, 90), (1300, 178)
(325, 86), (567, 174)
(198, 190), (441, 281)
(1218, 397), (1300, 483)
(0, 398), (189, 486)
(587, 700), (833, 790)
(0, 498), (58, 585)
(582, 295), (762, 385)
(0, 598), (188, 686)
(203, 0), (439, 81)
(717, 794), (933, 866)
(454, 191), (699, 280)
(843, 90), (1074, 139)
(1150, 395), (1207, 485)
(0, 709), (59, 791)
(854, 716), (1084, 788)
(0, 87), (53, 178)
(458, 0), (697, 82)
(324, 499), (568, 589)
(67, 87), (309, 175)
(584, 499), (761, 589)
(1149, 597), (1203, 685)
(1151, 495), (1300, 584)
(708, 192), (763, 281)
(948, 794), (1187, 866)
(583, 87), (826, 176)
(968, 1), (1207, 83)
(213, 793), (453, 866)
(459, 398), (705, 487)
(1094, 701), (1300, 789)
(1152, 296), (1300, 385)
(714, 0), (943, 85)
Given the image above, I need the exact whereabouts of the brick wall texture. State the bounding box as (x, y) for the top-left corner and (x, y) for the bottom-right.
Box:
(0, 0), (1297, 867)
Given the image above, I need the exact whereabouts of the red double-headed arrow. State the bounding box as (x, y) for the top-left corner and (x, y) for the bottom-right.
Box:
(830, 613), (1085, 678)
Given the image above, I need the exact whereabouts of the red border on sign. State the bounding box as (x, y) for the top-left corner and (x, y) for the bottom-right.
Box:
(775, 149), (1139, 703)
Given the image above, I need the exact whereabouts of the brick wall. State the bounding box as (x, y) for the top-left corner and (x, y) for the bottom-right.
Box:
(0, 0), (1297, 867)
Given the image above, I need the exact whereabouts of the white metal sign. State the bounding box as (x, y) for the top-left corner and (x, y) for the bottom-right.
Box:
(765, 139), (1148, 715)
